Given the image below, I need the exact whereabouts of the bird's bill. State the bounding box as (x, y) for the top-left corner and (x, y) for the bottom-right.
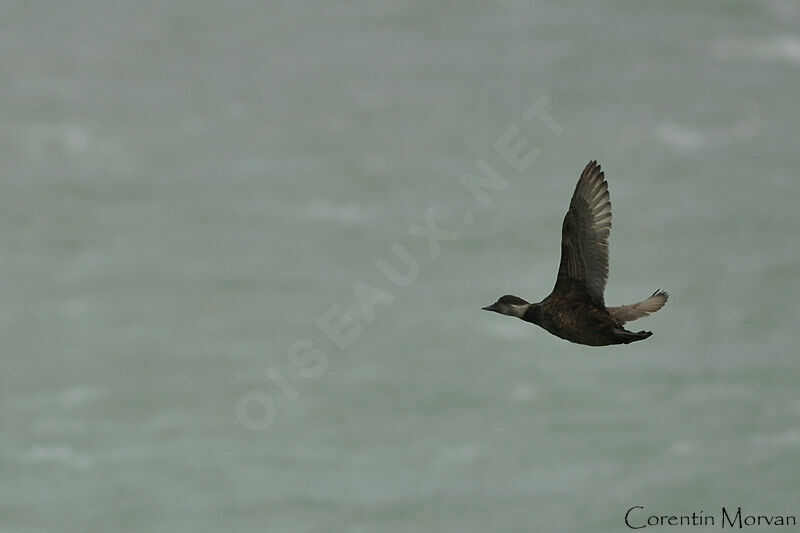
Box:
(481, 304), (497, 312)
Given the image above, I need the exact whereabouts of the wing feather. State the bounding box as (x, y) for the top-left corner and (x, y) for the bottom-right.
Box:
(552, 161), (612, 305)
(608, 290), (669, 324)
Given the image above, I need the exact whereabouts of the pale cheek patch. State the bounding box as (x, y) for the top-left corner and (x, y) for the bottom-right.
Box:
(509, 304), (529, 318)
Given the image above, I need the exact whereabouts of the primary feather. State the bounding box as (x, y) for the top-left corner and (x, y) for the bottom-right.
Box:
(552, 160), (611, 306)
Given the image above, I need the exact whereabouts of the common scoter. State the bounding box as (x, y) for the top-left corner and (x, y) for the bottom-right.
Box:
(482, 161), (667, 346)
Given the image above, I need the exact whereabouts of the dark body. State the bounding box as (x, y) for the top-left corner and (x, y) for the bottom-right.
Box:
(482, 161), (667, 346)
(523, 279), (650, 346)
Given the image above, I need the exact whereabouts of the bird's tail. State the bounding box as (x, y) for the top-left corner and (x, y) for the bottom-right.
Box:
(607, 290), (668, 324)
(614, 329), (653, 344)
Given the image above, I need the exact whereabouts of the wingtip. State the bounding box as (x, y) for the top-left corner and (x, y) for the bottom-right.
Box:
(579, 160), (607, 194)
(585, 160), (600, 172)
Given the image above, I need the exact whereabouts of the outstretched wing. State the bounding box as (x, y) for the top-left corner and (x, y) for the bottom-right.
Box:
(552, 160), (612, 306)
(608, 290), (668, 324)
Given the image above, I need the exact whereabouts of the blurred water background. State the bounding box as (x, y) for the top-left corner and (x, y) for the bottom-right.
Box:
(1, 1), (799, 532)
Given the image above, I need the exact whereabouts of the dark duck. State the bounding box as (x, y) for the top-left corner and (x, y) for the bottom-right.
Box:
(482, 161), (668, 346)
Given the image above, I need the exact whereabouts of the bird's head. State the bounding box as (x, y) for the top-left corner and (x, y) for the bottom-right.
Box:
(482, 294), (530, 318)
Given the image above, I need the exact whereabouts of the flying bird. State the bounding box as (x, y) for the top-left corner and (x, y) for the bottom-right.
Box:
(482, 161), (667, 346)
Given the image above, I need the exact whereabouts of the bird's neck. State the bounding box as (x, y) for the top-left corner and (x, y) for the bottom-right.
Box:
(521, 302), (543, 324)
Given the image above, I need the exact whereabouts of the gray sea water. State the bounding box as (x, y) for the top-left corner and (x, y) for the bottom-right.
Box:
(2, 2), (799, 532)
